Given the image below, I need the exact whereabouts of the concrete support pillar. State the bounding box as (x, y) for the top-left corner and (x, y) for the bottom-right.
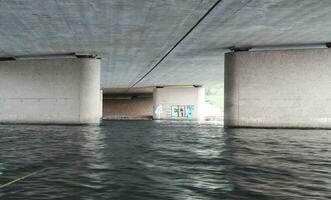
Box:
(100, 90), (103, 119)
(224, 48), (331, 128)
(153, 86), (205, 121)
(0, 58), (101, 124)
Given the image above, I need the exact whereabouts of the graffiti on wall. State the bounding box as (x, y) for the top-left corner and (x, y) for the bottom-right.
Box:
(155, 104), (163, 118)
(171, 105), (194, 119)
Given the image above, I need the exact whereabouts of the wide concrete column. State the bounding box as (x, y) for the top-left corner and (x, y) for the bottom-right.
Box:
(224, 48), (331, 128)
(153, 86), (205, 121)
(0, 58), (101, 124)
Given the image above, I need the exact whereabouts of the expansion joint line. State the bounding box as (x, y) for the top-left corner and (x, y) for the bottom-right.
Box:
(129, 0), (223, 88)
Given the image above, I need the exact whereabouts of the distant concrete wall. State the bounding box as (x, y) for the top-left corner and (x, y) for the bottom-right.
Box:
(103, 98), (153, 119)
(224, 48), (331, 128)
(153, 87), (205, 120)
(0, 58), (101, 124)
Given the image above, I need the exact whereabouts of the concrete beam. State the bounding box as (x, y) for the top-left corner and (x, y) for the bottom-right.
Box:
(224, 48), (331, 128)
(0, 58), (101, 124)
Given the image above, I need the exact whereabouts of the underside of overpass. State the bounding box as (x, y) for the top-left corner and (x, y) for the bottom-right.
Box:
(0, 0), (331, 126)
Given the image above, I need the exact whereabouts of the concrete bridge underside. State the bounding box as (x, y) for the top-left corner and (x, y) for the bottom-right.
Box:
(1, 0), (331, 125)
(1, 0), (331, 89)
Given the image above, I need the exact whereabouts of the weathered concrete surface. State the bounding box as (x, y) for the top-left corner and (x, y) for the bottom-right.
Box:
(153, 86), (205, 121)
(224, 49), (331, 128)
(0, 58), (101, 124)
(1, 0), (330, 88)
(131, 0), (331, 87)
(0, 0), (217, 88)
(103, 98), (153, 119)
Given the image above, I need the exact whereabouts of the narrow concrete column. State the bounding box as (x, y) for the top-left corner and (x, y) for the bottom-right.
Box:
(79, 59), (101, 124)
(224, 48), (331, 128)
(100, 90), (103, 119)
(0, 58), (101, 124)
(153, 86), (205, 121)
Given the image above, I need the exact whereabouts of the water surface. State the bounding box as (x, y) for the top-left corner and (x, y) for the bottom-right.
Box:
(0, 121), (330, 199)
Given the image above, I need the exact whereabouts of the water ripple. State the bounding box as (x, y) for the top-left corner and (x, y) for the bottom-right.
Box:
(0, 122), (330, 199)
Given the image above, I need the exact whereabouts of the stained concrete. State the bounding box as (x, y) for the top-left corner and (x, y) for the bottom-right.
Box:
(224, 48), (331, 128)
(0, 58), (101, 124)
(1, 0), (330, 88)
(103, 98), (153, 119)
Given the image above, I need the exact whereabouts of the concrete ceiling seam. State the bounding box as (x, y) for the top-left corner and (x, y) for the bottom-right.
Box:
(129, 0), (223, 88)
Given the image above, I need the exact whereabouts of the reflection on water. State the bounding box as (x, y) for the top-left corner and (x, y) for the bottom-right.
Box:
(0, 121), (330, 199)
